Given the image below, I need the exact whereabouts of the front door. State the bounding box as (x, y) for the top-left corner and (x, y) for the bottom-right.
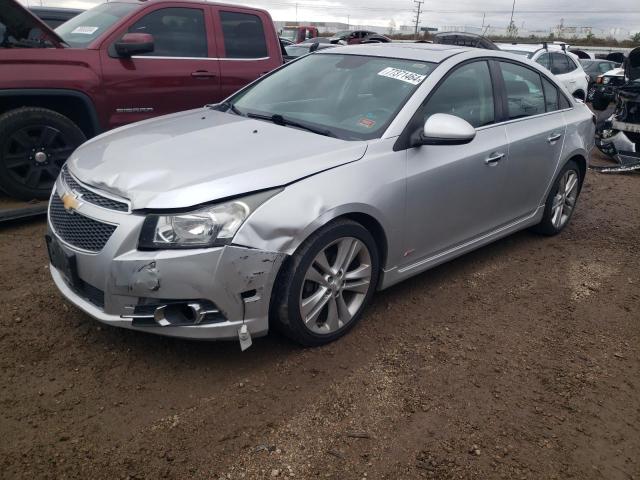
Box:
(404, 60), (511, 263)
(100, 5), (220, 129)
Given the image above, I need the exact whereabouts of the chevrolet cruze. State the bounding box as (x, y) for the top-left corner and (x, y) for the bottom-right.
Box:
(47, 44), (595, 349)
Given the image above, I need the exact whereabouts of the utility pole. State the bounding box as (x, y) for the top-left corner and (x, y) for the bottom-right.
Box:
(295, 3), (298, 23)
(508, 0), (516, 28)
(413, 0), (424, 39)
(347, 15), (350, 29)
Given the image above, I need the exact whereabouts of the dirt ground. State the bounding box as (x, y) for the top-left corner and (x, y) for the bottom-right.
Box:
(0, 152), (638, 480)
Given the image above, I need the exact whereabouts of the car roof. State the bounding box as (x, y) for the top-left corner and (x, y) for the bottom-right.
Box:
(317, 42), (469, 63)
(496, 43), (570, 53)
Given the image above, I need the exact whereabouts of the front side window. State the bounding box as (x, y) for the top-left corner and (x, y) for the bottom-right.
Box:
(500, 62), (545, 119)
(422, 61), (494, 128)
(127, 8), (207, 57)
(232, 54), (436, 140)
(56, 3), (138, 48)
(220, 11), (268, 59)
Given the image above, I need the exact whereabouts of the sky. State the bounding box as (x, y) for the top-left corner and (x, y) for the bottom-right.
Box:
(18, 0), (640, 37)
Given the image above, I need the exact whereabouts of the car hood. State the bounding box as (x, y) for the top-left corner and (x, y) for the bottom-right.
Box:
(2, 0), (66, 47)
(68, 109), (368, 210)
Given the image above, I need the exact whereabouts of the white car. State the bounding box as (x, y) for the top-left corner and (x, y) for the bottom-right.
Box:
(496, 43), (589, 100)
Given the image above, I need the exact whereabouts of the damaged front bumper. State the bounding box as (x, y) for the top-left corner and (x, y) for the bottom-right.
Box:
(46, 179), (286, 342)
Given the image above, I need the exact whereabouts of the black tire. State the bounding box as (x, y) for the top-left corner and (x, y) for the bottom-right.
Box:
(591, 96), (609, 111)
(0, 107), (86, 200)
(531, 160), (582, 236)
(271, 219), (380, 347)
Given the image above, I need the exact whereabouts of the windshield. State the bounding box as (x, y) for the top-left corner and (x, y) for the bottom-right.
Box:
(56, 3), (137, 47)
(231, 54), (436, 140)
(333, 30), (350, 38)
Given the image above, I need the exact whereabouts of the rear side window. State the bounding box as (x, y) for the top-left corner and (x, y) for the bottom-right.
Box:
(542, 77), (559, 112)
(499, 62), (545, 119)
(537, 53), (551, 70)
(550, 53), (572, 74)
(220, 11), (268, 59)
(422, 61), (495, 128)
(128, 8), (207, 57)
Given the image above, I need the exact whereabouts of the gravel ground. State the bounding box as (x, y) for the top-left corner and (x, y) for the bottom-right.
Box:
(0, 153), (638, 480)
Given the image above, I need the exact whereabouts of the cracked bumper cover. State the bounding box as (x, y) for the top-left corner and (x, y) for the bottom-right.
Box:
(49, 238), (286, 340)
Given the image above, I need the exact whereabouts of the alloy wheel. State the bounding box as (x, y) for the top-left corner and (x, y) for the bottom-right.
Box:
(551, 170), (579, 229)
(299, 236), (373, 335)
(3, 125), (75, 191)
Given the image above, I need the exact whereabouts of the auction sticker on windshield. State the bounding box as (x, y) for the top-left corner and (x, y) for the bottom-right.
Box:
(71, 26), (99, 35)
(377, 67), (426, 85)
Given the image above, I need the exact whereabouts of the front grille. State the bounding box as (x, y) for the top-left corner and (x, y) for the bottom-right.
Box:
(49, 194), (117, 252)
(61, 165), (129, 212)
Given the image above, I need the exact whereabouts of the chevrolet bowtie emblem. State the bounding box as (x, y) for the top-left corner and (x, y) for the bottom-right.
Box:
(61, 192), (80, 212)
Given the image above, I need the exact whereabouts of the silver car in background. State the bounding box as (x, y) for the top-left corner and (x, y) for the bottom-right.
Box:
(47, 44), (595, 349)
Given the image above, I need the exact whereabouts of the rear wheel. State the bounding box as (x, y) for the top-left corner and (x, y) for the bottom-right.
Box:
(531, 160), (581, 236)
(0, 107), (85, 200)
(272, 219), (379, 346)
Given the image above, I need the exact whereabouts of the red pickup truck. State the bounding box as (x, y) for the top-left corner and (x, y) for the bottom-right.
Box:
(0, 0), (284, 200)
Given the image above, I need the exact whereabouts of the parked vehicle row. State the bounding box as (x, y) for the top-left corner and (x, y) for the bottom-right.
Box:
(0, 0), (283, 200)
(495, 42), (590, 101)
(45, 42), (594, 348)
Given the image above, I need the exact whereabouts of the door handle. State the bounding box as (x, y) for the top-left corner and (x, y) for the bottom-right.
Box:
(547, 133), (563, 143)
(191, 70), (216, 78)
(484, 152), (505, 166)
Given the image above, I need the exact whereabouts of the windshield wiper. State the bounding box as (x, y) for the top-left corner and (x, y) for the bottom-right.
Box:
(246, 112), (335, 137)
(209, 101), (244, 116)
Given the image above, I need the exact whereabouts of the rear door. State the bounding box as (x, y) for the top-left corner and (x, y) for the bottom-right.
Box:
(497, 61), (567, 220)
(212, 7), (281, 100)
(100, 4), (220, 128)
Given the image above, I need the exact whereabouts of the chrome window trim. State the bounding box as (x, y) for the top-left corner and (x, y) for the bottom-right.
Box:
(131, 55), (271, 61)
(476, 107), (573, 131)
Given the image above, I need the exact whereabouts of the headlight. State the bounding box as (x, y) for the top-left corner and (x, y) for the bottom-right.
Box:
(138, 189), (281, 249)
(603, 77), (610, 85)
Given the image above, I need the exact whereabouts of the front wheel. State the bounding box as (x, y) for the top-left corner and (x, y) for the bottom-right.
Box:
(272, 219), (379, 346)
(0, 107), (85, 200)
(531, 160), (582, 236)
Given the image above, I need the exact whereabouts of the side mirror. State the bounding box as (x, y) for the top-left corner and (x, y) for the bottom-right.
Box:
(115, 33), (154, 57)
(412, 113), (476, 146)
(309, 42), (320, 52)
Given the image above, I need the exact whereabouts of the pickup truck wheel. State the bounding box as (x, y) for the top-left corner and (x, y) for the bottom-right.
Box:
(0, 107), (86, 200)
(272, 219), (379, 346)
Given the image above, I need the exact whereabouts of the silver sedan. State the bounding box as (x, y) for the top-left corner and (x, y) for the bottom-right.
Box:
(47, 44), (595, 349)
